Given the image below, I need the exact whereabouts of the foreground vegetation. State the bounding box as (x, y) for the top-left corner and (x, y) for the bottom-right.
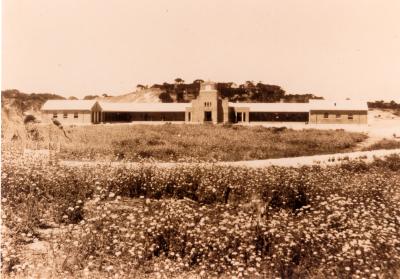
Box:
(2, 150), (400, 278)
(23, 124), (368, 162)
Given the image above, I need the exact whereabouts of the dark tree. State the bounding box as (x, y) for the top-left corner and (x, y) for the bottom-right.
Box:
(367, 100), (400, 109)
(254, 83), (285, 102)
(159, 92), (173, 103)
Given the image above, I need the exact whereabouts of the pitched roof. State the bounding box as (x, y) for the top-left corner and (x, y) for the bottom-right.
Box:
(41, 100), (97, 111)
(98, 102), (191, 112)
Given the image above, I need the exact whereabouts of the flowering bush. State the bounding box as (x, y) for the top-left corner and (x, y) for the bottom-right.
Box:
(2, 153), (400, 278)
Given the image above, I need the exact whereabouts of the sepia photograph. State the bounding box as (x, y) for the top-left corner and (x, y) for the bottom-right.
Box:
(1, 1), (400, 278)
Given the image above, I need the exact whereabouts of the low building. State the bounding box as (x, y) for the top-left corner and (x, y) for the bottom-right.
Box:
(41, 100), (102, 124)
(308, 100), (368, 124)
(41, 82), (368, 125)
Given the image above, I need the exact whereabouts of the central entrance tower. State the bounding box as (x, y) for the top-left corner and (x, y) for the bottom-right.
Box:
(186, 81), (229, 124)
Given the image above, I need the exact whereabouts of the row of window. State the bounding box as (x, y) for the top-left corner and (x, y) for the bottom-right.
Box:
(51, 111), (354, 121)
(323, 113), (353, 120)
(53, 113), (79, 119)
(204, 102), (212, 107)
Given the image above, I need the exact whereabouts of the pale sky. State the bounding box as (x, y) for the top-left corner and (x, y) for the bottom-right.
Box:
(2, 0), (400, 101)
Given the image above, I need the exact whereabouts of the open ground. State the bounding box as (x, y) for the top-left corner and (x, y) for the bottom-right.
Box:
(2, 109), (400, 278)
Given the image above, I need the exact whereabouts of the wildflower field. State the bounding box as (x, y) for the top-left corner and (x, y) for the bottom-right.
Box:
(2, 149), (400, 278)
(21, 124), (367, 162)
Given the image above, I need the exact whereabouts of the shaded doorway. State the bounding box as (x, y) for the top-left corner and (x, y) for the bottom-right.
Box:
(204, 111), (212, 122)
(236, 112), (242, 122)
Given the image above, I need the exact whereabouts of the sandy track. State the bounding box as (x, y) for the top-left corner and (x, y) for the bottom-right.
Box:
(61, 148), (400, 169)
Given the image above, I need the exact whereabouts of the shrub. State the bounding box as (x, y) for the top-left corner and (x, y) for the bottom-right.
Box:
(362, 139), (400, 151)
(23, 115), (36, 125)
(2, 154), (400, 277)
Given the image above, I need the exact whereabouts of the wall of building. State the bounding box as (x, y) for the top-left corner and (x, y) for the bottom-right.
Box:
(42, 111), (92, 124)
(190, 90), (220, 123)
(217, 99), (230, 123)
(309, 110), (368, 124)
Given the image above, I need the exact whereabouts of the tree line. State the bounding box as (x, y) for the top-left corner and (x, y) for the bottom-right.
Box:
(1, 89), (65, 112)
(151, 78), (323, 103)
(1, 79), (325, 105)
(367, 100), (400, 110)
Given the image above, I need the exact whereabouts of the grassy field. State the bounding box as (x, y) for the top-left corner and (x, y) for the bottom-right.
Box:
(21, 124), (368, 162)
(2, 150), (400, 278)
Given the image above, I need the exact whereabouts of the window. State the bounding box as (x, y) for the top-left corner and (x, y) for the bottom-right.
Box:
(348, 114), (353, 120)
(63, 113), (68, 118)
(324, 113), (329, 118)
(74, 112), (79, 118)
(188, 112), (191, 122)
(336, 114), (341, 118)
(53, 113), (57, 118)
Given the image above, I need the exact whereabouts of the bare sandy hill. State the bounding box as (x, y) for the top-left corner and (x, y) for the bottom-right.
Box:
(1, 98), (27, 141)
(95, 88), (162, 103)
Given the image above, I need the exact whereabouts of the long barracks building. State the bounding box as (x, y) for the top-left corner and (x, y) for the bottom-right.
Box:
(41, 82), (368, 125)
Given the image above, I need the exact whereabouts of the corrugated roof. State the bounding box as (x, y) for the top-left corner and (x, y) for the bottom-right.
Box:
(41, 100), (97, 111)
(228, 102), (310, 112)
(98, 102), (191, 112)
(309, 100), (368, 111)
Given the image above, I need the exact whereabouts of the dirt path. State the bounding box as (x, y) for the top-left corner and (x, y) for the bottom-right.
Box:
(61, 148), (400, 169)
(217, 148), (400, 168)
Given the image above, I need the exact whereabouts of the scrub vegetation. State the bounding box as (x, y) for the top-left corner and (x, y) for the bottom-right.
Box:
(362, 139), (400, 151)
(2, 112), (399, 278)
(27, 124), (367, 162)
(2, 149), (400, 278)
